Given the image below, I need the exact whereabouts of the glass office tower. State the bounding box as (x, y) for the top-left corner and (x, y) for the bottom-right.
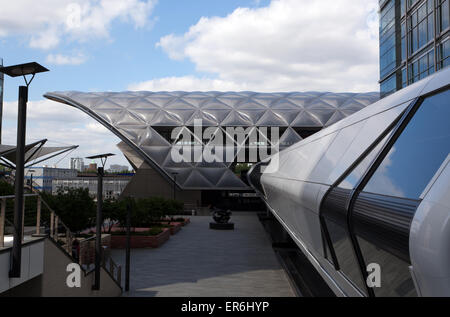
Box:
(379, 0), (449, 97)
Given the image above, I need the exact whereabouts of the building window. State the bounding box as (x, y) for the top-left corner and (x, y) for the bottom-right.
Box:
(408, 47), (435, 84)
(380, 0), (397, 79)
(364, 89), (450, 199)
(437, 37), (450, 68)
(401, 21), (407, 61)
(401, 67), (407, 87)
(380, 73), (397, 97)
(408, 0), (434, 56)
(408, 0), (422, 9)
(438, 0), (450, 33)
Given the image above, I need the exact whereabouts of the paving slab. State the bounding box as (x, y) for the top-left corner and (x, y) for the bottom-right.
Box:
(111, 215), (296, 297)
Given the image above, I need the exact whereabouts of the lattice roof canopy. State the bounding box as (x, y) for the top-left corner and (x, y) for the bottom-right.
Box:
(45, 91), (379, 190)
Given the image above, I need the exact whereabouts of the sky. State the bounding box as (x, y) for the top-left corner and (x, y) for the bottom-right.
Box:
(0, 0), (380, 170)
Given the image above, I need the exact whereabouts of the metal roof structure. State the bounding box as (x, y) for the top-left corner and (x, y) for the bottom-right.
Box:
(0, 139), (78, 169)
(44, 91), (379, 190)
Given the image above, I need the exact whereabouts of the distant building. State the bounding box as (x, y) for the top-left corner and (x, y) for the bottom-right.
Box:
(108, 164), (129, 173)
(379, 0), (450, 97)
(52, 175), (132, 200)
(25, 167), (78, 192)
(86, 163), (97, 172)
(70, 157), (84, 172)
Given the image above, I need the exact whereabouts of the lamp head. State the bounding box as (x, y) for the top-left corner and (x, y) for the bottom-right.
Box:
(0, 62), (49, 77)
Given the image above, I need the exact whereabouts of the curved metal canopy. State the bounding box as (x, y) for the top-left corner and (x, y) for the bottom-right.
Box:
(44, 91), (379, 190)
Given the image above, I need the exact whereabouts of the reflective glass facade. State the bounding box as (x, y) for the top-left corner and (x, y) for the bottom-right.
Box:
(379, 0), (450, 97)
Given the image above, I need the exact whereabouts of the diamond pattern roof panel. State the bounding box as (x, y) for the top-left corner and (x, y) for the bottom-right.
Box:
(277, 127), (303, 148)
(45, 90), (379, 190)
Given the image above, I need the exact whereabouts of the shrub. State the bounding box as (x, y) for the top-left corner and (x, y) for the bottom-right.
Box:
(41, 188), (96, 233)
(102, 198), (127, 233)
(0, 180), (14, 195)
(108, 196), (184, 228)
(112, 227), (163, 236)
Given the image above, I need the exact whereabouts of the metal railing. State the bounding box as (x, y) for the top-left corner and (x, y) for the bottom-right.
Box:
(107, 257), (122, 286)
(0, 187), (122, 287)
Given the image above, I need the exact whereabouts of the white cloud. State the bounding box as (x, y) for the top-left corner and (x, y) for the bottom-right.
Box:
(153, 0), (380, 92)
(128, 76), (251, 91)
(0, 0), (157, 50)
(3, 99), (88, 123)
(46, 53), (87, 65)
(2, 99), (129, 169)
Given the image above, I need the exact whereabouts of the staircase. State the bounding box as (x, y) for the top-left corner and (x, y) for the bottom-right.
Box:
(1, 180), (123, 294)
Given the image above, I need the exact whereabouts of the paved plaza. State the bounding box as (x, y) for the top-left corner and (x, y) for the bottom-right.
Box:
(111, 214), (296, 297)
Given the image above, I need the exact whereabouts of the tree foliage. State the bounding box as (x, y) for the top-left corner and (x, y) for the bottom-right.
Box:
(104, 196), (184, 229)
(41, 188), (96, 233)
(0, 180), (14, 196)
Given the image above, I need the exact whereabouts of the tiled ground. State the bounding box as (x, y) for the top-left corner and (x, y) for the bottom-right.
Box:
(111, 215), (295, 297)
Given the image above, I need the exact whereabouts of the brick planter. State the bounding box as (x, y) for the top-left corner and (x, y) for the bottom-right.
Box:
(162, 217), (190, 227)
(110, 228), (170, 249)
(180, 218), (190, 226)
(169, 222), (182, 235)
(78, 234), (111, 266)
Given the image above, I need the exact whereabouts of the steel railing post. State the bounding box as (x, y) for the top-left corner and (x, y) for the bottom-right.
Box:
(21, 198), (25, 242)
(50, 212), (54, 238)
(36, 196), (41, 235)
(0, 198), (5, 248)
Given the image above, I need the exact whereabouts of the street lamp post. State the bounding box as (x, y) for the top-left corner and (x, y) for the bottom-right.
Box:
(86, 153), (115, 290)
(0, 62), (49, 278)
(125, 197), (132, 292)
(171, 172), (178, 201)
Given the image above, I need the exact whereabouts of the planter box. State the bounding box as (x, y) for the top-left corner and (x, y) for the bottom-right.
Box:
(78, 234), (110, 266)
(163, 218), (190, 227)
(169, 222), (182, 235)
(180, 218), (190, 226)
(110, 228), (170, 249)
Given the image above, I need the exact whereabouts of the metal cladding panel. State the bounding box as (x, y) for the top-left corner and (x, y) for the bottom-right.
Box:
(251, 69), (449, 272)
(44, 91), (379, 190)
(410, 158), (450, 296)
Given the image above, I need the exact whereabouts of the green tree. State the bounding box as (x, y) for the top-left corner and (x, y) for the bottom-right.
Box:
(0, 179), (14, 196)
(42, 188), (96, 233)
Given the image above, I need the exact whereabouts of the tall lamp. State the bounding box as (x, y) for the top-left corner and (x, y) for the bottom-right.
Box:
(171, 172), (178, 201)
(86, 153), (115, 290)
(0, 62), (49, 278)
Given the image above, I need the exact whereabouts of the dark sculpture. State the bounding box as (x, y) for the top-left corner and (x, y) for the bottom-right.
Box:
(209, 206), (234, 230)
(212, 208), (232, 224)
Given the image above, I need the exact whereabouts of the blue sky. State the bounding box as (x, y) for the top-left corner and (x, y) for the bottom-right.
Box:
(2, 0), (271, 101)
(0, 0), (379, 169)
